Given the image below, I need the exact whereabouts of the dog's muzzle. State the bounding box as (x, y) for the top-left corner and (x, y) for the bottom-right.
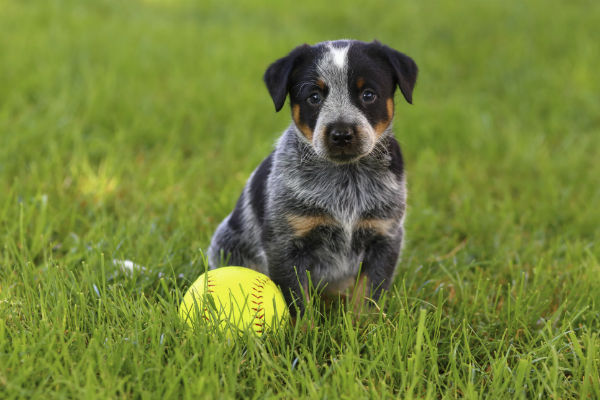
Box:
(325, 122), (363, 161)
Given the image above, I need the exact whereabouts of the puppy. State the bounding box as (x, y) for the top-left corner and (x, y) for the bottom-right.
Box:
(208, 40), (417, 317)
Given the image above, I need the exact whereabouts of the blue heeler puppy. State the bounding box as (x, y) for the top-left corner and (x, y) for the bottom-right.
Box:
(208, 40), (418, 317)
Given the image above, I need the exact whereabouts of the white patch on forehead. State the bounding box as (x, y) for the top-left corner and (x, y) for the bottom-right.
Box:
(329, 45), (349, 68)
(316, 42), (350, 85)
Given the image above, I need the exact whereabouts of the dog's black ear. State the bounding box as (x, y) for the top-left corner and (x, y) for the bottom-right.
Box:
(374, 41), (418, 104)
(263, 44), (311, 112)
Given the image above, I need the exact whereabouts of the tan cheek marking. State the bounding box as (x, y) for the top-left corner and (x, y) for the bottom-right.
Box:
(373, 98), (395, 137)
(287, 214), (336, 237)
(292, 104), (313, 141)
(386, 98), (394, 119)
(292, 103), (300, 124)
(356, 77), (365, 90)
(356, 218), (395, 236)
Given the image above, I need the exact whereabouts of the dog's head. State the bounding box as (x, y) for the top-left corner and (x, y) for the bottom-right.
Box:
(264, 40), (417, 163)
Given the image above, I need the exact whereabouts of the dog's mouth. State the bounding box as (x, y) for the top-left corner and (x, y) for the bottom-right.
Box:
(326, 150), (363, 163)
(323, 133), (372, 163)
(311, 123), (375, 163)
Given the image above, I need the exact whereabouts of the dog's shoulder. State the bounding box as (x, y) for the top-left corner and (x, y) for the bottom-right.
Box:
(383, 135), (404, 182)
(247, 152), (274, 226)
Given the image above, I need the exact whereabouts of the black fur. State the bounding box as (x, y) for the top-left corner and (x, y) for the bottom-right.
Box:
(263, 44), (320, 112)
(249, 152), (273, 225)
(227, 193), (245, 232)
(374, 41), (418, 104)
(347, 43), (397, 126)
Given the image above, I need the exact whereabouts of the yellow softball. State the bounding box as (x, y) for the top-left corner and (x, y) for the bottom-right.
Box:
(179, 266), (289, 335)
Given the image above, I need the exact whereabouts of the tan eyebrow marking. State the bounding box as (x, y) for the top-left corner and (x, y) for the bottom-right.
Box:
(316, 78), (326, 90)
(356, 77), (365, 90)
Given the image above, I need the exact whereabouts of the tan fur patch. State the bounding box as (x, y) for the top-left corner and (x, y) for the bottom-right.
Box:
(287, 214), (336, 237)
(386, 98), (394, 119)
(356, 218), (395, 236)
(356, 77), (365, 90)
(316, 78), (326, 90)
(292, 104), (313, 141)
(373, 98), (394, 137)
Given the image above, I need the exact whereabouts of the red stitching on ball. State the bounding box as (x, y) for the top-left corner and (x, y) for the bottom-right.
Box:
(202, 277), (214, 322)
(252, 277), (266, 333)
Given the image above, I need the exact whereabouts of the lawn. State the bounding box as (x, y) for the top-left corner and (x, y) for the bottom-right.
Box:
(1, 0), (599, 398)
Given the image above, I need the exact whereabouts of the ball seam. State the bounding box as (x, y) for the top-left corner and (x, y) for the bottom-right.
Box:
(202, 276), (215, 321)
(250, 277), (267, 334)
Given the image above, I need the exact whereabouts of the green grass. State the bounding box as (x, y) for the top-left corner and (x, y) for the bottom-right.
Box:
(1, 0), (599, 398)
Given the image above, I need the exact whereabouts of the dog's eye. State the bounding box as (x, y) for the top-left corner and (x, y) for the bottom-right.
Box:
(307, 92), (322, 106)
(361, 90), (377, 104)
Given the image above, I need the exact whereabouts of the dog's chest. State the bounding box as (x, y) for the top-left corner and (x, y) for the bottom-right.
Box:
(287, 161), (403, 221)
(279, 162), (404, 284)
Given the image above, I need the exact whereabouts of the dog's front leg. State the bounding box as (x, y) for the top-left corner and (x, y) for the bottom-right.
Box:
(264, 211), (340, 317)
(266, 239), (316, 318)
(356, 229), (404, 307)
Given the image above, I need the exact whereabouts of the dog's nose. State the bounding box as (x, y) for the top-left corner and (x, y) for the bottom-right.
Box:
(328, 123), (355, 147)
